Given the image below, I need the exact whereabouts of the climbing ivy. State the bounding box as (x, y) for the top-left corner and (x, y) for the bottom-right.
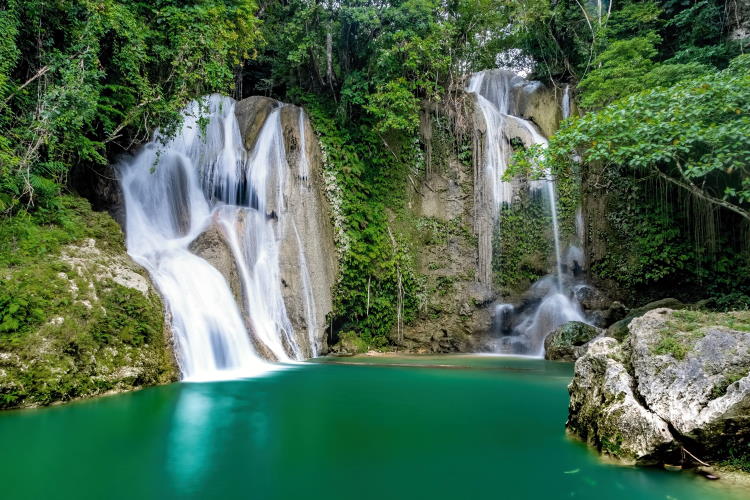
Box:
(300, 95), (424, 347)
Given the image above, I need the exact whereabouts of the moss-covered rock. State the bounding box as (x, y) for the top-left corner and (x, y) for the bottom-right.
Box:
(0, 197), (177, 409)
(544, 321), (601, 361)
(329, 331), (369, 355)
(567, 308), (750, 468)
(605, 297), (684, 341)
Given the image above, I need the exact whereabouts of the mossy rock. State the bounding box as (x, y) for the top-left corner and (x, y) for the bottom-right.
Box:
(0, 196), (178, 409)
(330, 331), (369, 355)
(544, 321), (601, 361)
(606, 298), (684, 341)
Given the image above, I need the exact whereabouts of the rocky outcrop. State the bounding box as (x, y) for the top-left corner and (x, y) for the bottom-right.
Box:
(567, 308), (750, 466)
(568, 337), (675, 462)
(544, 321), (601, 361)
(0, 210), (178, 410)
(606, 298), (684, 340)
(224, 96), (337, 355)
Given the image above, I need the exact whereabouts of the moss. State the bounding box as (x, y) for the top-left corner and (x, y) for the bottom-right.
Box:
(652, 310), (750, 360)
(0, 195), (176, 409)
(601, 433), (624, 456)
(336, 331), (370, 354)
(492, 195), (551, 294)
(710, 369), (749, 399)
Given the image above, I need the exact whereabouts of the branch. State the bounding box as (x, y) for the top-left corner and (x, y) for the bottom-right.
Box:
(654, 166), (750, 223)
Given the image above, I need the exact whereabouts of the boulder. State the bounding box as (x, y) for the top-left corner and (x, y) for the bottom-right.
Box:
(567, 337), (675, 463)
(567, 308), (750, 466)
(628, 308), (750, 457)
(188, 220), (241, 301)
(544, 321), (602, 361)
(606, 297), (684, 340)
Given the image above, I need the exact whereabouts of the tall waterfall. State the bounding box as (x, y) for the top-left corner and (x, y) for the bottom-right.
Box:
(119, 95), (318, 380)
(468, 71), (587, 356)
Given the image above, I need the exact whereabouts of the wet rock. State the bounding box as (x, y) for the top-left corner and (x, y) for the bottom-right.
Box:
(234, 98), (337, 356)
(188, 220), (242, 301)
(544, 321), (602, 361)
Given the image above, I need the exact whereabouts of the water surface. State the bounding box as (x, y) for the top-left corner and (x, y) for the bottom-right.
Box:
(0, 356), (743, 499)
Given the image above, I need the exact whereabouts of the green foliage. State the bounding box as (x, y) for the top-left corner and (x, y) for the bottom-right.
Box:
(0, 196), (175, 408)
(528, 54), (750, 298)
(569, 54), (750, 206)
(258, 0), (507, 134)
(577, 35), (659, 108)
(493, 198), (550, 293)
(301, 96), (424, 344)
(0, 0), (262, 212)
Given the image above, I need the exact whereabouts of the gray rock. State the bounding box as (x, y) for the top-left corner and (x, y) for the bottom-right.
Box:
(628, 308), (750, 457)
(606, 298), (684, 340)
(189, 221), (242, 301)
(544, 321), (602, 361)
(567, 337), (675, 463)
(568, 308), (750, 465)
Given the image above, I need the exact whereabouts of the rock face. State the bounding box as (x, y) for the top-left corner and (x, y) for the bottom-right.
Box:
(190, 96), (337, 355)
(544, 321), (601, 361)
(567, 308), (750, 465)
(401, 125), (492, 352)
(606, 298), (684, 340)
(0, 227), (178, 410)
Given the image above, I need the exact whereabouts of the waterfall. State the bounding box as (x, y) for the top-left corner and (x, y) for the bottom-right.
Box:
(562, 85), (571, 121)
(468, 71), (588, 356)
(119, 94), (317, 380)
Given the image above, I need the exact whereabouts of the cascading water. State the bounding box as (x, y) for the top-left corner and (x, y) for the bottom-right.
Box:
(468, 71), (588, 356)
(119, 95), (317, 380)
(562, 85), (571, 121)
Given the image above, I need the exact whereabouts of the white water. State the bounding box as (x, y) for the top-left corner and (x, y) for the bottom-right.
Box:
(562, 85), (571, 121)
(469, 71), (588, 356)
(119, 95), (315, 380)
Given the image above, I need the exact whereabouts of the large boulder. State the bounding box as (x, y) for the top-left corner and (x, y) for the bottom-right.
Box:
(606, 297), (684, 341)
(188, 220), (241, 301)
(628, 308), (750, 457)
(544, 321), (601, 361)
(567, 308), (750, 466)
(567, 337), (675, 463)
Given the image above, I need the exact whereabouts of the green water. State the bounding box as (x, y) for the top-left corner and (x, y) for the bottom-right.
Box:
(0, 356), (744, 500)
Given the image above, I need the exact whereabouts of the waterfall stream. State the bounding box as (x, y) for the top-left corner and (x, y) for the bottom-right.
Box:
(468, 71), (587, 356)
(119, 95), (316, 380)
